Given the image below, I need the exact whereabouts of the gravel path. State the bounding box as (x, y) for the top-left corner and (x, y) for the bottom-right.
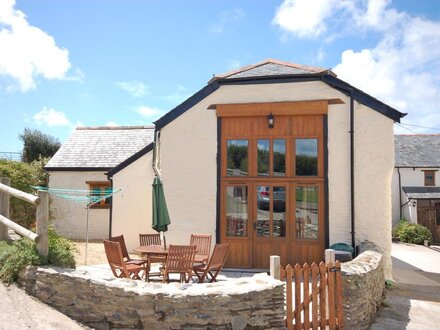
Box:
(0, 240), (102, 330)
(0, 283), (87, 330)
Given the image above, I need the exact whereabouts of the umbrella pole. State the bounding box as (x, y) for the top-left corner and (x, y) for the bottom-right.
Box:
(163, 232), (167, 249)
(85, 205), (89, 266)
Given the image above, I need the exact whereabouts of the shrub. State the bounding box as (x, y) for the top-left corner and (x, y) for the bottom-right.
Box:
(47, 229), (76, 268)
(393, 220), (432, 245)
(0, 229), (76, 283)
(0, 158), (49, 229)
(0, 239), (40, 283)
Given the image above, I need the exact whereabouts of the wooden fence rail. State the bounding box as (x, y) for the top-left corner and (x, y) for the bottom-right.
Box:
(0, 177), (48, 257)
(284, 261), (343, 330)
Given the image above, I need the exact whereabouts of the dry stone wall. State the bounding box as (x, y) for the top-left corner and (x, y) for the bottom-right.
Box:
(341, 241), (385, 329)
(18, 266), (285, 330)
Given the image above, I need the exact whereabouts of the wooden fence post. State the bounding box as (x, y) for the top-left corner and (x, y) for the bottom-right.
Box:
(325, 248), (336, 264)
(0, 177), (11, 241)
(270, 255), (281, 280)
(36, 190), (49, 257)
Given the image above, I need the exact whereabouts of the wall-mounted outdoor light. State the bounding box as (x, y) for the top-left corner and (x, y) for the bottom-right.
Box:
(267, 112), (274, 129)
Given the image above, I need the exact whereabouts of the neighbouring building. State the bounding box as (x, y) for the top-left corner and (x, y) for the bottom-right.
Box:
(107, 59), (405, 279)
(392, 134), (440, 242)
(45, 126), (154, 240)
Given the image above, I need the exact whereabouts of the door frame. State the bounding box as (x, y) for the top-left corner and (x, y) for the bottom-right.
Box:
(216, 105), (329, 268)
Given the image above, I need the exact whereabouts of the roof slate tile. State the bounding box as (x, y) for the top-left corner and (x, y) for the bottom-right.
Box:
(46, 126), (154, 169)
(395, 135), (440, 167)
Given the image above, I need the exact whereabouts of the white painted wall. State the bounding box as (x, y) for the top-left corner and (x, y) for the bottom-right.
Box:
(112, 80), (395, 278)
(353, 104), (395, 279)
(391, 167), (440, 226)
(48, 171), (110, 240)
(111, 152), (155, 252)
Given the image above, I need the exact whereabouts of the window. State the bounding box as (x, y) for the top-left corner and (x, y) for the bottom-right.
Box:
(273, 139), (286, 177)
(296, 139), (318, 176)
(227, 140), (248, 176)
(87, 181), (111, 208)
(424, 170), (436, 186)
(257, 139), (270, 176)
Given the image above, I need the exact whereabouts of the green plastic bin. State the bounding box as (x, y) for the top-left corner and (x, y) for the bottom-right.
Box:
(329, 242), (354, 256)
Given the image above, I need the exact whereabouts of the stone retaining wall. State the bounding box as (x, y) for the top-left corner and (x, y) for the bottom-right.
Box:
(18, 266), (285, 330)
(341, 241), (385, 329)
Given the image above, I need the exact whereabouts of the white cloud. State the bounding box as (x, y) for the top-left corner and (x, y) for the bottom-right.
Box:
(210, 9), (244, 34)
(0, 0), (71, 92)
(135, 105), (164, 118)
(273, 0), (440, 132)
(116, 81), (149, 98)
(331, 4), (440, 133)
(106, 121), (118, 127)
(227, 59), (242, 70)
(63, 68), (85, 83)
(272, 0), (342, 38)
(163, 85), (190, 104)
(33, 107), (71, 127)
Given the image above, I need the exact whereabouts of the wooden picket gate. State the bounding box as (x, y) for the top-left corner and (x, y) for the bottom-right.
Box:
(283, 261), (343, 330)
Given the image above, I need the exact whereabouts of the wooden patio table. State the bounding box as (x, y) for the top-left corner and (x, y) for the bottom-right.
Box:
(133, 245), (168, 281)
(133, 245), (168, 259)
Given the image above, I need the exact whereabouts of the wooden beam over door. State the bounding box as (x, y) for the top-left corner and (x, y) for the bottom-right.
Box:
(215, 100), (340, 117)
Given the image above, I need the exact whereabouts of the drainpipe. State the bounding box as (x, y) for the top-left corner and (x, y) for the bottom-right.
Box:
(152, 130), (161, 178)
(321, 75), (356, 253)
(397, 167), (402, 219)
(349, 93), (356, 254)
(108, 176), (113, 239)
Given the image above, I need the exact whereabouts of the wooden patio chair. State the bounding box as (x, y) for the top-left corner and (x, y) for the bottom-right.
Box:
(103, 240), (148, 280)
(193, 243), (230, 283)
(190, 234), (212, 264)
(139, 233), (161, 246)
(110, 235), (147, 267)
(160, 245), (196, 283)
(139, 233), (166, 264)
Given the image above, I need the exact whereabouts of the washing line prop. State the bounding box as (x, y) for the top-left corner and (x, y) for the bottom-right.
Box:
(32, 186), (122, 265)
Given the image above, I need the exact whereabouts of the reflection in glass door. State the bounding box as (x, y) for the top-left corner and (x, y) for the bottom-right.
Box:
(226, 186), (248, 237)
(253, 184), (287, 268)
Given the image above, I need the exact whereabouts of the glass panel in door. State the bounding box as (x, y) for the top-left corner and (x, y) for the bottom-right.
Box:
(256, 185), (270, 237)
(295, 186), (319, 240)
(273, 186), (286, 237)
(226, 186), (248, 237)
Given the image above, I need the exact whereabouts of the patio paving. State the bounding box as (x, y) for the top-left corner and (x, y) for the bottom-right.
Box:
(77, 263), (267, 282)
(371, 242), (440, 330)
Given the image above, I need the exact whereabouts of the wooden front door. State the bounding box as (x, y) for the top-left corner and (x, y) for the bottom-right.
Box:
(218, 101), (327, 268)
(253, 183), (289, 268)
(417, 199), (440, 242)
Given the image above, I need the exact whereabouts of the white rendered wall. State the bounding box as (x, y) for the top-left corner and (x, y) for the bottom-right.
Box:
(353, 104), (395, 279)
(48, 171), (109, 239)
(112, 81), (395, 278)
(111, 152), (155, 252)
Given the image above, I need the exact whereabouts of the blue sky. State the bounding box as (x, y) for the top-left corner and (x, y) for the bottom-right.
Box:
(1, 0), (440, 152)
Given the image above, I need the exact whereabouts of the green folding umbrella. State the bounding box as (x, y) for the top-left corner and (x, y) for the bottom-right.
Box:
(152, 176), (170, 248)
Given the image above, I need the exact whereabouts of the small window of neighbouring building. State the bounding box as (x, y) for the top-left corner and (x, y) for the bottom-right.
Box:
(424, 171), (436, 186)
(87, 181), (111, 208)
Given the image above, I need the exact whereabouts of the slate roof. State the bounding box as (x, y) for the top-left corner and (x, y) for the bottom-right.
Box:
(395, 135), (440, 167)
(402, 186), (440, 199)
(156, 59), (405, 129)
(209, 59), (332, 83)
(45, 126), (154, 170)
